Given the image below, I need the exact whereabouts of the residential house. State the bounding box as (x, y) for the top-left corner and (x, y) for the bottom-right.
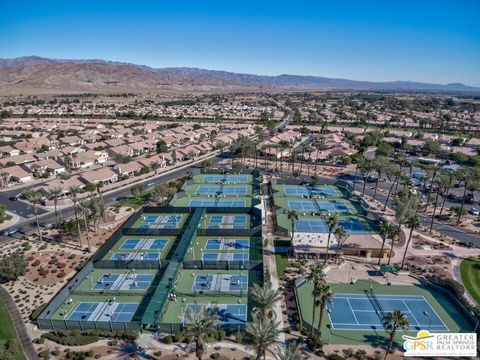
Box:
(80, 167), (119, 185)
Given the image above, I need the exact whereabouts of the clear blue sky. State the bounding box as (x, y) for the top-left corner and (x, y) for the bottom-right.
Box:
(1, 0), (479, 86)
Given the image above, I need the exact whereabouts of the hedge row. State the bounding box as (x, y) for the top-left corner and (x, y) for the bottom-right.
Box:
(41, 329), (138, 346)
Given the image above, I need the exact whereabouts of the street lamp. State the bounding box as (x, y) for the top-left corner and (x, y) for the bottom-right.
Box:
(423, 310), (431, 331)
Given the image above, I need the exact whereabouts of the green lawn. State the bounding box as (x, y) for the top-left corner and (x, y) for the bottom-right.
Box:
(460, 257), (480, 304)
(0, 298), (26, 360)
(275, 253), (289, 277)
(0, 213), (13, 224)
(119, 191), (153, 208)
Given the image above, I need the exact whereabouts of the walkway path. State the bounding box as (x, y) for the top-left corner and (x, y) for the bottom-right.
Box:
(0, 285), (39, 360)
(262, 176), (286, 343)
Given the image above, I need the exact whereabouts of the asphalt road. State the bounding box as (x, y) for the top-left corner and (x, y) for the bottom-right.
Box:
(353, 180), (480, 247)
(0, 155), (223, 243)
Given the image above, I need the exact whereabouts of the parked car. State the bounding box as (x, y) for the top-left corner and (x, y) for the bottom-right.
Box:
(146, 182), (155, 187)
(2, 227), (19, 236)
(469, 207), (479, 216)
(41, 223), (54, 229)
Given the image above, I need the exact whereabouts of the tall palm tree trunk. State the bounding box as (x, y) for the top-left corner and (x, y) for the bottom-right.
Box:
(314, 304), (326, 351)
(323, 232), (332, 265)
(384, 178), (397, 210)
(311, 296), (317, 338)
(73, 203), (82, 248)
(33, 205), (43, 242)
(82, 210), (91, 252)
(378, 236), (387, 265)
(401, 227), (414, 269)
(429, 189), (441, 232)
(384, 332), (395, 360)
(457, 182), (468, 225)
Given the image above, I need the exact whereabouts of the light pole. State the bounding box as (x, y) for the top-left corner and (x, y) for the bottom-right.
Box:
(423, 310), (431, 331)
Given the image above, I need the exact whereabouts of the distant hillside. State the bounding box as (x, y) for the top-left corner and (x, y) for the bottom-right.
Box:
(1, 56), (479, 94)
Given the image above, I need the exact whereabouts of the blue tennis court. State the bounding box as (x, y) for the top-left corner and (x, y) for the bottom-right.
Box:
(295, 218), (329, 233)
(229, 275), (248, 290)
(288, 200), (351, 213)
(149, 239), (168, 250)
(193, 274), (214, 290)
(119, 238), (168, 250)
(120, 239), (141, 250)
(185, 304), (247, 325)
(205, 239), (222, 250)
(202, 175), (249, 183)
(202, 253), (249, 261)
(284, 186), (340, 197)
(67, 302), (138, 322)
(327, 293), (449, 331)
(207, 225), (247, 229)
(189, 199), (216, 207)
(216, 199), (246, 207)
(209, 215), (247, 224)
(338, 219), (369, 234)
(93, 273), (154, 290)
(205, 239), (249, 250)
(111, 253), (160, 261)
(196, 185), (247, 195)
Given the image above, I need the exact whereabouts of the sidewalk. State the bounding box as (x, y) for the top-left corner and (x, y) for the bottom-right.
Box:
(261, 176), (286, 344)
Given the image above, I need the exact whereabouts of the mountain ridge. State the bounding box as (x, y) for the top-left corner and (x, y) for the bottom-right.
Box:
(1, 56), (479, 94)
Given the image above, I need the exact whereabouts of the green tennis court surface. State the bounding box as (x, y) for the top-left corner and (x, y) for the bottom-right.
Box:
(295, 280), (474, 345)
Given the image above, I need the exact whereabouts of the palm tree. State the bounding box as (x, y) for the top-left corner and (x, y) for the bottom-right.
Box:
(78, 199), (92, 252)
(386, 226), (400, 266)
(314, 283), (333, 351)
(393, 189), (419, 235)
(87, 197), (100, 232)
(324, 214), (338, 264)
(288, 210), (298, 243)
(383, 163), (401, 211)
(429, 173), (449, 232)
(333, 226), (348, 262)
(359, 159), (373, 196)
(383, 310), (410, 360)
(47, 186), (63, 229)
(422, 165), (438, 210)
(372, 157), (387, 201)
(400, 215), (421, 269)
(455, 167), (471, 225)
(183, 306), (220, 360)
(26, 191), (44, 242)
(68, 185), (83, 247)
(378, 222), (394, 265)
(306, 263), (325, 338)
(275, 341), (303, 360)
(246, 316), (280, 360)
(438, 171), (456, 218)
(251, 283), (282, 318)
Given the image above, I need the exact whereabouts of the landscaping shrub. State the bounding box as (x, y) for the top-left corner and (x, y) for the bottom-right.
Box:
(38, 350), (50, 359)
(41, 331), (99, 346)
(210, 353), (220, 359)
(32, 259), (41, 266)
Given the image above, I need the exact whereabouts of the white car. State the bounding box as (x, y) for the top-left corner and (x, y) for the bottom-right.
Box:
(469, 207), (479, 216)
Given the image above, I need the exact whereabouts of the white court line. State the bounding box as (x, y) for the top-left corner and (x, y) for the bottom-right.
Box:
(409, 296), (449, 330)
(346, 298), (360, 324)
